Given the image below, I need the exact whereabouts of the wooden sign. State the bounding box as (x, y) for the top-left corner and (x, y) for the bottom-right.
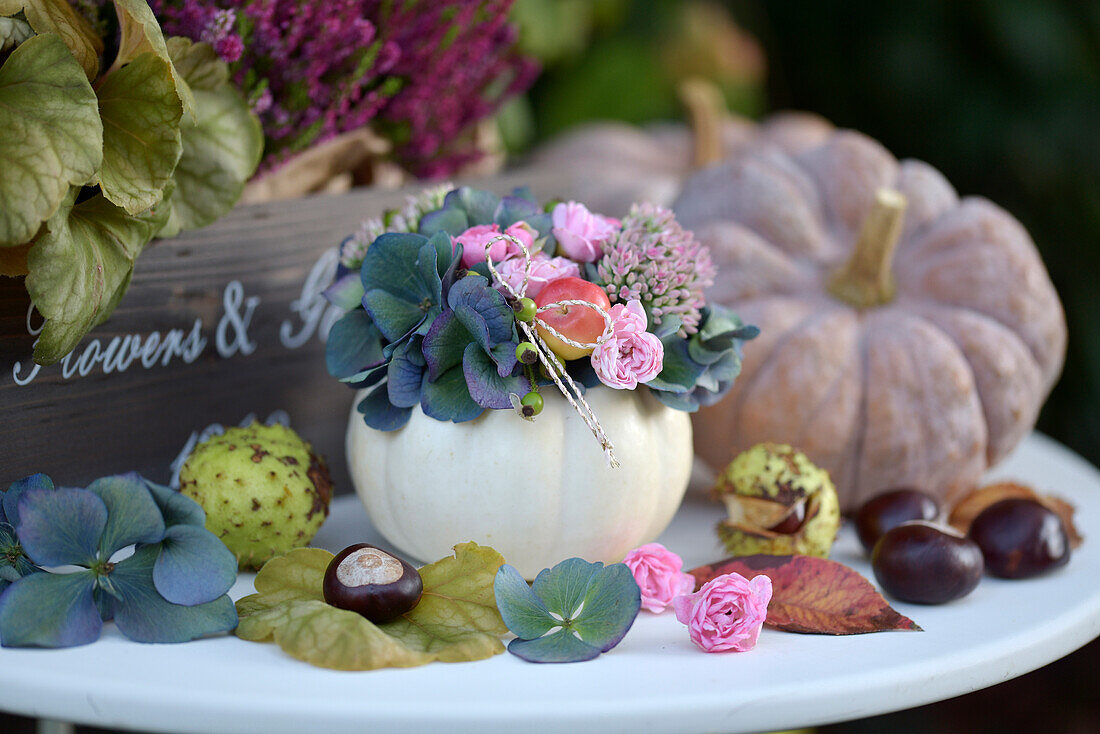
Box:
(0, 169), (567, 491)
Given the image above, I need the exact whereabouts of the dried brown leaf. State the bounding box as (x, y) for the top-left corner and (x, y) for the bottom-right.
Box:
(949, 481), (1082, 549)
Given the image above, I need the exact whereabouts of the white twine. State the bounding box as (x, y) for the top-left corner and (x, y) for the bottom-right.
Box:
(483, 234), (619, 468)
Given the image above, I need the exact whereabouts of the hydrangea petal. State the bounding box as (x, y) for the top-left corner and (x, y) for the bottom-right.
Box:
(141, 480), (205, 528)
(568, 563), (641, 652)
(494, 195), (539, 228)
(153, 524), (237, 606)
(17, 488), (106, 566)
(322, 271), (365, 312)
(2, 473), (54, 527)
(506, 630), (602, 664)
(418, 207), (468, 238)
(110, 545), (237, 643)
(362, 289), (427, 343)
(387, 338), (426, 408)
(464, 344), (529, 410)
(357, 386), (413, 432)
(493, 563), (557, 640)
(0, 570), (100, 648)
(87, 473), (166, 556)
(420, 365), (483, 423)
(422, 309), (469, 382)
(326, 309), (386, 380)
(443, 187), (498, 225)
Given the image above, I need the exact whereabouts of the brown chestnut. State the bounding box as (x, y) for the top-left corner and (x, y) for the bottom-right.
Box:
(323, 543), (423, 622)
(872, 521), (983, 604)
(856, 488), (940, 552)
(968, 498), (1070, 579)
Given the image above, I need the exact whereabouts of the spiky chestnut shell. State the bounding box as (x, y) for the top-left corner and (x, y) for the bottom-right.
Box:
(713, 442), (840, 558)
(180, 423), (333, 570)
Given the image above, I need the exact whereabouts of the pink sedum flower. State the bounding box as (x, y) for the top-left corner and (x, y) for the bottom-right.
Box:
(622, 543), (695, 613)
(672, 572), (772, 653)
(495, 252), (580, 298)
(591, 301), (664, 389)
(552, 201), (620, 263)
(454, 223), (534, 269)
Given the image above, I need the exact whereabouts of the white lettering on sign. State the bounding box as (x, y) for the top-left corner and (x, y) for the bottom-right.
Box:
(280, 248), (343, 349)
(11, 249), (345, 387)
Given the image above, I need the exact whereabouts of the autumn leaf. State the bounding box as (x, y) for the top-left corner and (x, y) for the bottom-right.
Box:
(689, 554), (921, 635)
(235, 543), (507, 670)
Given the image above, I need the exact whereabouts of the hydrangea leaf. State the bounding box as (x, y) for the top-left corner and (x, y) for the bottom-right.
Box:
(235, 544), (505, 670)
(158, 38), (262, 237)
(16, 0), (103, 80)
(0, 34), (102, 247)
(420, 365), (483, 423)
(2, 473), (54, 527)
(0, 569), (100, 648)
(357, 385), (413, 431)
(141, 480), (206, 528)
(464, 344), (528, 410)
(326, 309), (386, 381)
(95, 50), (183, 215)
(16, 488), (107, 567)
(87, 473), (166, 556)
(108, 545), (237, 643)
(26, 187), (171, 363)
(109, 0), (195, 117)
(418, 207), (468, 238)
(153, 523), (237, 606)
(387, 337), (426, 408)
(322, 271), (366, 312)
(495, 558), (640, 663)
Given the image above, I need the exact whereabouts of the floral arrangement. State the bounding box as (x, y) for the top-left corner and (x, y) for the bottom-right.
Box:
(0, 0), (262, 364)
(323, 185), (758, 453)
(151, 0), (538, 176)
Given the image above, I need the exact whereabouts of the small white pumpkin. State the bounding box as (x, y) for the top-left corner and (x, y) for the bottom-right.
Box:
(346, 386), (693, 578)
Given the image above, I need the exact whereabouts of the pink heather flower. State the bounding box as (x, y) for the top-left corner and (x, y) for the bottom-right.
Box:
(591, 301), (664, 390)
(552, 201), (620, 263)
(672, 573), (772, 653)
(596, 203), (716, 336)
(495, 253), (580, 298)
(622, 543), (695, 613)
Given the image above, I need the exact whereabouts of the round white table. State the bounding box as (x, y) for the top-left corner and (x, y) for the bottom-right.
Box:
(2, 432), (1099, 733)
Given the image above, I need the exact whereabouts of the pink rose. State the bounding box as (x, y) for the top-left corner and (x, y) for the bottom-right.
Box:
(495, 253), (581, 298)
(590, 300), (664, 389)
(622, 543), (695, 613)
(672, 573), (772, 653)
(452, 224), (514, 268)
(504, 221), (537, 253)
(551, 201), (620, 263)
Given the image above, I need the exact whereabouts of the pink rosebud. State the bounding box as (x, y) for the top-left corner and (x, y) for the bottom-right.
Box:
(672, 573), (772, 653)
(591, 300), (664, 390)
(622, 543), (695, 613)
(454, 224), (522, 269)
(495, 253), (581, 298)
(551, 201), (620, 263)
(504, 221), (537, 253)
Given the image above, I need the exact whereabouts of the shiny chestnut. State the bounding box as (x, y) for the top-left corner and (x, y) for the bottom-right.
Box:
(323, 543), (423, 622)
(856, 488), (940, 553)
(872, 521), (983, 604)
(968, 498), (1070, 579)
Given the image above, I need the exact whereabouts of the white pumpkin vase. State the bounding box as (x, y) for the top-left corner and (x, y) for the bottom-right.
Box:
(346, 386), (693, 578)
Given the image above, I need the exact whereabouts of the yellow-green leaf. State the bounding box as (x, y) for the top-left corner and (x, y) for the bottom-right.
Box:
(159, 37), (262, 237)
(25, 187), (171, 364)
(0, 34), (102, 247)
(235, 543), (507, 670)
(9, 0), (103, 80)
(109, 0), (195, 116)
(95, 51), (183, 214)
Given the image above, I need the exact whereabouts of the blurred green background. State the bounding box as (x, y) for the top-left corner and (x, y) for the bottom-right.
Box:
(509, 0), (1100, 474)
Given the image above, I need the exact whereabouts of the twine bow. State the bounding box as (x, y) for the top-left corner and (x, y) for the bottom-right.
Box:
(483, 234), (619, 468)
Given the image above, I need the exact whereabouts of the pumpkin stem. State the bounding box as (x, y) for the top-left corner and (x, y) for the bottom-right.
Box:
(678, 78), (726, 168)
(827, 188), (908, 308)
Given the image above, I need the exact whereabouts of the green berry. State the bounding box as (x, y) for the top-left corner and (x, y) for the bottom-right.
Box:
(514, 297), (537, 322)
(515, 342), (538, 365)
(520, 391), (544, 417)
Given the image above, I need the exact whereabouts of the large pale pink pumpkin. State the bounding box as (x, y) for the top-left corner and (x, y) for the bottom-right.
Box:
(674, 129), (1066, 512)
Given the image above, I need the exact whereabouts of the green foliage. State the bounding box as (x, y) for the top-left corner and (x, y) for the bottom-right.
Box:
(236, 544), (508, 670)
(0, 0), (260, 364)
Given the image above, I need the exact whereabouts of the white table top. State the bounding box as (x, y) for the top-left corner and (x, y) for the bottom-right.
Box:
(2, 432), (1098, 733)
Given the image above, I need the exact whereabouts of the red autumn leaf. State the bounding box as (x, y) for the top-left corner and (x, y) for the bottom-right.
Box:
(688, 554), (921, 635)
